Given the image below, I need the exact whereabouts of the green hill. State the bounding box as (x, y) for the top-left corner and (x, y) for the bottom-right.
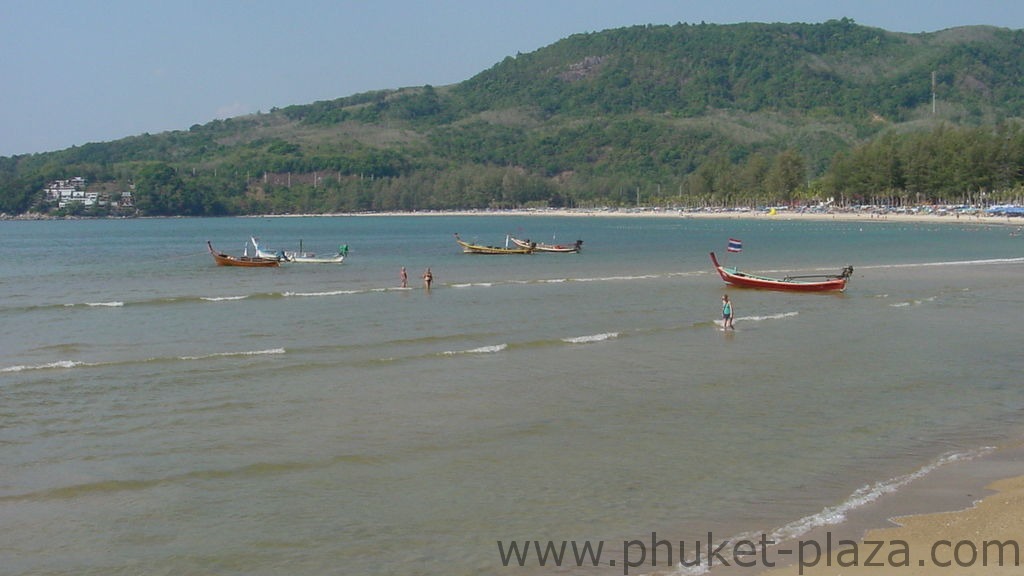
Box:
(4, 18), (1024, 216)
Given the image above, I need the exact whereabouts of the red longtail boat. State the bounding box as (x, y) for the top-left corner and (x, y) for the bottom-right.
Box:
(710, 252), (852, 292)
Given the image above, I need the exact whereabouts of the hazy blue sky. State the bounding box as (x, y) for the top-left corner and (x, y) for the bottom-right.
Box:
(3, 0), (1023, 156)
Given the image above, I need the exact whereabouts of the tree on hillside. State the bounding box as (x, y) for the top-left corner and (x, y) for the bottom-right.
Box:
(133, 163), (212, 216)
(765, 150), (807, 204)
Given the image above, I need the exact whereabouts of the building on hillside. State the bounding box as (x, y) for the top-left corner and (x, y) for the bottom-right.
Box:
(44, 177), (88, 206)
(42, 177), (134, 210)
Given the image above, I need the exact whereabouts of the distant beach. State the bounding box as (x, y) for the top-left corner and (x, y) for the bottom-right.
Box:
(8, 205), (1024, 228)
(251, 206), (1024, 228)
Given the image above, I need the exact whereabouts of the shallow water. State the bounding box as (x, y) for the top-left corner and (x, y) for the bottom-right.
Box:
(1, 215), (1022, 575)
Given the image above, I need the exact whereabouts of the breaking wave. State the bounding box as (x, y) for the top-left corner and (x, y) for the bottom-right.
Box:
(562, 332), (620, 344)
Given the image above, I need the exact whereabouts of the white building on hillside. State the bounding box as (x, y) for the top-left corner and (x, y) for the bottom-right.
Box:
(44, 177), (97, 207)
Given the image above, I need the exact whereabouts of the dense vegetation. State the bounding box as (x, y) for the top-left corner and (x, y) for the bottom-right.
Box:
(4, 19), (1024, 217)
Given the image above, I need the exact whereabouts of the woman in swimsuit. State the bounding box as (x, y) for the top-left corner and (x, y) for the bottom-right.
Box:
(722, 294), (734, 330)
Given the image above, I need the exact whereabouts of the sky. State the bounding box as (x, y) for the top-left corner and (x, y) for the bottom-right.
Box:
(2, 0), (1024, 157)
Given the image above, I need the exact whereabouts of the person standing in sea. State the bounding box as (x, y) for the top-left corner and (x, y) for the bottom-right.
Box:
(422, 267), (433, 291)
(721, 294), (734, 330)
(400, 266), (408, 288)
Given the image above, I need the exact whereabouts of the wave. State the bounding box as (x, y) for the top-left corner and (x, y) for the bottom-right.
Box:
(283, 289), (362, 297)
(2, 311), (786, 375)
(562, 332), (620, 344)
(887, 294), (938, 308)
(672, 447), (995, 576)
(737, 311), (799, 323)
(453, 272), (697, 288)
(1, 348), (285, 373)
(860, 257), (1024, 270)
(177, 348), (285, 360)
(1, 360), (95, 373)
(442, 344), (508, 355)
(200, 295), (248, 302)
(576, 274), (661, 282)
(61, 301), (125, 308)
(1, 269), (709, 315)
(5, 256), (1018, 315)
(767, 447), (994, 543)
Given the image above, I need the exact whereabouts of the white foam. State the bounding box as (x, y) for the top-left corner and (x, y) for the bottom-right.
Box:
(738, 311), (798, 322)
(664, 448), (997, 576)
(861, 257), (1024, 270)
(443, 344), (508, 355)
(283, 290), (361, 297)
(761, 447), (994, 546)
(577, 274), (660, 282)
(178, 348), (285, 360)
(85, 301), (124, 307)
(1, 360), (87, 372)
(562, 332), (620, 344)
(201, 295), (248, 302)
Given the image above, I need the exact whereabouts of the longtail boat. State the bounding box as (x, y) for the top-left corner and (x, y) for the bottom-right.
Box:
(252, 237), (346, 263)
(454, 233), (533, 254)
(286, 250), (346, 264)
(510, 236), (583, 253)
(207, 241), (280, 267)
(710, 252), (852, 292)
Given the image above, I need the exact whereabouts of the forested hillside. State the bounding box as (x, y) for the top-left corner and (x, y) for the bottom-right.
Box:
(3, 18), (1024, 217)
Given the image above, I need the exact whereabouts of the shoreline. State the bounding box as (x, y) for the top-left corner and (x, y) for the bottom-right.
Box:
(750, 441), (1024, 575)
(6, 207), (1023, 228)
(639, 442), (1024, 576)
(255, 207), (1024, 227)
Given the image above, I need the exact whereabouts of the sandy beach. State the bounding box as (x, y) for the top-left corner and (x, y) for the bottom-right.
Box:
(254, 207), (1024, 229)
(634, 444), (1024, 576)
(755, 447), (1024, 575)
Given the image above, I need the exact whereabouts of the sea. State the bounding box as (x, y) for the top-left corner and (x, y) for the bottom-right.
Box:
(1, 214), (1022, 576)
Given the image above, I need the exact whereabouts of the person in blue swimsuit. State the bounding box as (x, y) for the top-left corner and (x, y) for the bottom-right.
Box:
(721, 294), (734, 330)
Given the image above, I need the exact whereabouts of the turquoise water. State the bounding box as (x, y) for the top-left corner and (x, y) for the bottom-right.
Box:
(1, 215), (1022, 575)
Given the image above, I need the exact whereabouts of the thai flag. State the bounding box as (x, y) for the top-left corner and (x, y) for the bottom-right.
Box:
(727, 238), (743, 252)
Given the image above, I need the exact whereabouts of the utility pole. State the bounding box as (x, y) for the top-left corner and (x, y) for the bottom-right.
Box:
(932, 71), (936, 115)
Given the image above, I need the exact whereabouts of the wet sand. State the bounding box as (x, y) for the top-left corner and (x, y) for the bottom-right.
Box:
(753, 444), (1024, 575)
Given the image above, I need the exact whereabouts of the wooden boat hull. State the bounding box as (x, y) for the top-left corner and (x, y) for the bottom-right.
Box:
(252, 237), (346, 263)
(510, 236), (582, 253)
(208, 241), (280, 267)
(710, 252), (850, 292)
(454, 233), (533, 254)
(287, 254), (345, 263)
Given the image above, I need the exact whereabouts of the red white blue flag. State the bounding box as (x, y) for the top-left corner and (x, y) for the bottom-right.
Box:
(727, 238), (743, 252)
